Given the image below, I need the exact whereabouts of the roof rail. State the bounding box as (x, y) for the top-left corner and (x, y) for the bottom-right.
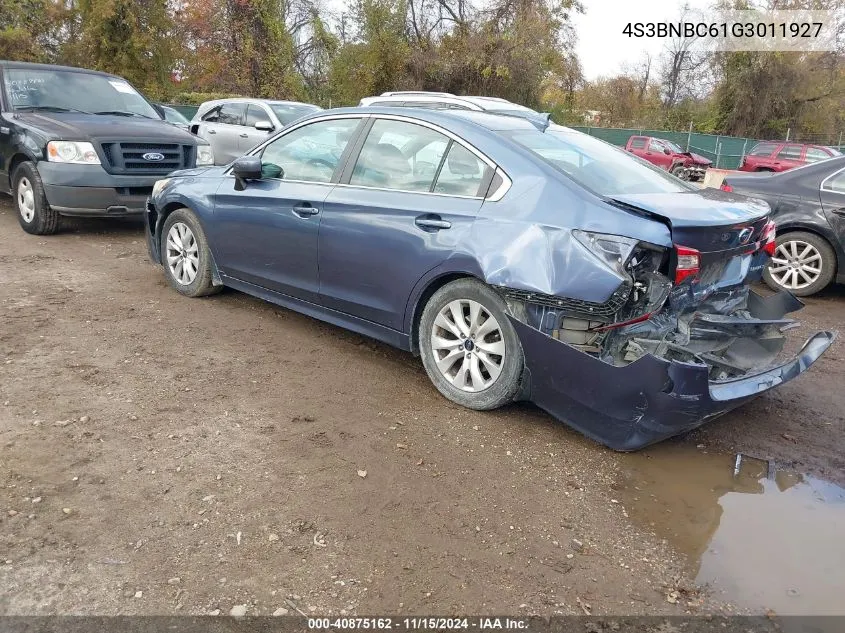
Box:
(379, 91), (456, 97)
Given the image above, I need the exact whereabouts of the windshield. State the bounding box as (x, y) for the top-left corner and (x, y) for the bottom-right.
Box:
(269, 103), (321, 125)
(3, 68), (160, 119)
(504, 126), (695, 195)
(663, 140), (684, 153)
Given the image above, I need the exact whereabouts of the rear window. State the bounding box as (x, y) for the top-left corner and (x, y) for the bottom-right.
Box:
(805, 147), (834, 163)
(748, 143), (778, 156)
(629, 137), (647, 149)
(505, 127), (693, 196)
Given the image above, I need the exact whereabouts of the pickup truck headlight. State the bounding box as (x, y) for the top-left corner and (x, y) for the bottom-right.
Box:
(196, 145), (214, 166)
(46, 141), (101, 165)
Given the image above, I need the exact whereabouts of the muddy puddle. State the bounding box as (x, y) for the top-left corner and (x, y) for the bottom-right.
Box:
(615, 445), (845, 615)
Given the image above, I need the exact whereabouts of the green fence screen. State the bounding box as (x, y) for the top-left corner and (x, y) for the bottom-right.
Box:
(570, 127), (845, 170)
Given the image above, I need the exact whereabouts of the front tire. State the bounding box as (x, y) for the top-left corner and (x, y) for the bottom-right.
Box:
(160, 208), (221, 298)
(764, 231), (836, 297)
(419, 278), (524, 411)
(671, 164), (687, 179)
(13, 162), (59, 235)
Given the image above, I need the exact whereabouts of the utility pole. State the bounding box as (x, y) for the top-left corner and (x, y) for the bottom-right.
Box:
(686, 121), (693, 151)
(786, 128), (791, 141)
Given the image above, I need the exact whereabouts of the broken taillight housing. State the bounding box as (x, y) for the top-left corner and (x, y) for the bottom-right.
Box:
(761, 220), (777, 256)
(674, 245), (700, 284)
(572, 230), (639, 276)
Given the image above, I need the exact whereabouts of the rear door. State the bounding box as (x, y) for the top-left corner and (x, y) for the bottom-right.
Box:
(772, 144), (804, 171)
(206, 102), (248, 164)
(820, 167), (845, 257)
(627, 136), (648, 159)
(318, 116), (492, 330)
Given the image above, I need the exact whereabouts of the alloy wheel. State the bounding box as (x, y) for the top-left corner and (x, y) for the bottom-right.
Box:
(431, 299), (505, 393)
(166, 222), (200, 285)
(769, 240), (823, 290)
(17, 177), (35, 223)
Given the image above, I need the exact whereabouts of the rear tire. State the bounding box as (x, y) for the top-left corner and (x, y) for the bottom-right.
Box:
(13, 162), (59, 235)
(160, 208), (221, 298)
(763, 231), (836, 297)
(419, 278), (524, 411)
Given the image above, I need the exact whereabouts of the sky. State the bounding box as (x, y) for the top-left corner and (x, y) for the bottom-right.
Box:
(571, 0), (714, 80)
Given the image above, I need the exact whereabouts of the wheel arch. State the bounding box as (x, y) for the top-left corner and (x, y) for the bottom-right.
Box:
(7, 153), (34, 192)
(156, 202), (224, 286)
(406, 271), (481, 355)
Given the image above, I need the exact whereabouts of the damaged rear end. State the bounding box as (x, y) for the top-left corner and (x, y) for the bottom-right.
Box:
(502, 197), (835, 451)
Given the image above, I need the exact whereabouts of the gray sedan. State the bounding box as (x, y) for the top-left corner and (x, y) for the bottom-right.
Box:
(190, 98), (321, 164)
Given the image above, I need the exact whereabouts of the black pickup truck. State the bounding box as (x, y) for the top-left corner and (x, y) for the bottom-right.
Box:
(0, 61), (213, 234)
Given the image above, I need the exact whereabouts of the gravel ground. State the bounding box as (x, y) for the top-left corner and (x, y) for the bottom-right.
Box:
(0, 198), (842, 616)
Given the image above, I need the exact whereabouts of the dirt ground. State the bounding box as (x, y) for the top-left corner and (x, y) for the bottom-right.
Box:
(0, 197), (843, 616)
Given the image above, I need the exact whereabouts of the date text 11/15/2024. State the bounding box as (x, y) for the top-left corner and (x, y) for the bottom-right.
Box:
(307, 617), (528, 630)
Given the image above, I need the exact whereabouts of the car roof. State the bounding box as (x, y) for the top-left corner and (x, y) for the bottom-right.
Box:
(0, 60), (119, 78)
(323, 106), (542, 133)
(200, 97), (317, 107)
(360, 92), (538, 113)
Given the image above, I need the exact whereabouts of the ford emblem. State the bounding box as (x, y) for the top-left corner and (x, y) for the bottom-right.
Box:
(142, 152), (165, 161)
(738, 227), (754, 244)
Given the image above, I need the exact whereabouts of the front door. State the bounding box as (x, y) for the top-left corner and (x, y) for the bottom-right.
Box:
(319, 117), (490, 330)
(209, 116), (365, 302)
(820, 168), (845, 263)
(240, 104), (275, 154)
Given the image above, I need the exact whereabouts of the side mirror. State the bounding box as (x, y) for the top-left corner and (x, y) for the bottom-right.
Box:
(664, 148), (671, 155)
(232, 156), (262, 190)
(254, 120), (274, 132)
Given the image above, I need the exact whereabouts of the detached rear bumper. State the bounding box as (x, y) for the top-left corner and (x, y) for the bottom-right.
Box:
(512, 318), (835, 451)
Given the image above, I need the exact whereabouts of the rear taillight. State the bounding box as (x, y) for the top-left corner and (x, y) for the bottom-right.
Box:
(674, 245), (700, 284)
(762, 220), (776, 256)
(720, 182), (733, 192)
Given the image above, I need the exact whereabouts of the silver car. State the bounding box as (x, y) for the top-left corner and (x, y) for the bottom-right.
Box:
(190, 98), (321, 164)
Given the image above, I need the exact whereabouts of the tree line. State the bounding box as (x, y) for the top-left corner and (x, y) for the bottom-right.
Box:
(1, 0), (843, 142)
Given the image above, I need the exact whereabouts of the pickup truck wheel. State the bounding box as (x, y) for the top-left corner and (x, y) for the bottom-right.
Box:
(13, 162), (59, 235)
(764, 231), (835, 297)
(671, 164), (687, 179)
(160, 208), (221, 298)
(419, 279), (524, 411)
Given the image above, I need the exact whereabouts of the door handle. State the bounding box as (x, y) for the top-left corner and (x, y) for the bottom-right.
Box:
(207, 129), (216, 134)
(415, 217), (451, 230)
(239, 133), (249, 138)
(293, 204), (319, 218)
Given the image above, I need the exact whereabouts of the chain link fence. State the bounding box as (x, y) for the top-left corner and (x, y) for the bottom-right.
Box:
(571, 126), (845, 170)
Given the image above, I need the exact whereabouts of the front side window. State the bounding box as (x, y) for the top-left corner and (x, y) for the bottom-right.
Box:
(748, 143), (778, 156)
(3, 68), (159, 118)
(648, 139), (667, 152)
(506, 127), (694, 196)
(217, 102), (246, 125)
(245, 104), (270, 127)
(260, 118), (360, 183)
(776, 144), (803, 160)
(805, 147), (833, 163)
(350, 119), (451, 192)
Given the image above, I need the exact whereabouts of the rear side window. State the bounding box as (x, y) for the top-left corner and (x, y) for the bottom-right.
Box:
(805, 147), (833, 163)
(748, 143), (778, 156)
(822, 169), (845, 194)
(350, 119), (450, 193)
(217, 102), (246, 125)
(433, 143), (490, 197)
(629, 137), (647, 149)
(776, 144), (803, 160)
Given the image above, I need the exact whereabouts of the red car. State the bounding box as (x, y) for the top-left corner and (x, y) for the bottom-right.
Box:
(738, 141), (841, 172)
(624, 136), (712, 180)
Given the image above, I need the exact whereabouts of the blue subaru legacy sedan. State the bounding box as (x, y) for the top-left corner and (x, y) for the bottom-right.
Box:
(145, 107), (834, 450)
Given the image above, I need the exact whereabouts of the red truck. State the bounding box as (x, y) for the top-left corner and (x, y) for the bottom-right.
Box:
(624, 135), (712, 181)
(738, 141), (841, 172)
